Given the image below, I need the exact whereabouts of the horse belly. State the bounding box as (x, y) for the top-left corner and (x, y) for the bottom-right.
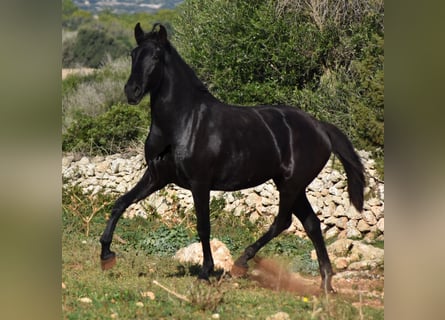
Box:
(210, 151), (280, 191)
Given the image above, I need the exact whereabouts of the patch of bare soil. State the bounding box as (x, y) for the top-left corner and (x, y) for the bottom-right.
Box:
(248, 257), (384, 309)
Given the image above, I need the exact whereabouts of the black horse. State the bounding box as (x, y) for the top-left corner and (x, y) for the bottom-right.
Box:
(100, 23), (365, 292)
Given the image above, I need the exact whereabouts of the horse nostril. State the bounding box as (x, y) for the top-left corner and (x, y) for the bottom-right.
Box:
(134, 86), (141, 97)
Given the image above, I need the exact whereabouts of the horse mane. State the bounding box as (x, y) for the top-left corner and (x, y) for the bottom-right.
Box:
(167, 45), (210, 94)
(142, 26), (210, 94)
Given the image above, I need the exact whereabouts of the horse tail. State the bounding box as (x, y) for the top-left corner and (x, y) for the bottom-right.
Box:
(322, 122), (365, 212)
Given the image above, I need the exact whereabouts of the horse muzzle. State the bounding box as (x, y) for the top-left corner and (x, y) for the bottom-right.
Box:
(124, 83), (143, 105)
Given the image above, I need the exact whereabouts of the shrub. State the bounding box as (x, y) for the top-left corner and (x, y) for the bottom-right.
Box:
(62, 103), (150, 155)
(62, 26), (132, 68)
(174, 0), (384, 152)
(62, 56), (132, 131)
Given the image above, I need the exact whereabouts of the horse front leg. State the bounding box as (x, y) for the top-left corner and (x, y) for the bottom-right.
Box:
(191, 185), (214, 281)
(100, 163), (168, 270)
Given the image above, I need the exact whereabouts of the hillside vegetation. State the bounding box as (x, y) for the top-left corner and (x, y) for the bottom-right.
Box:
(62, 0), (383, 174)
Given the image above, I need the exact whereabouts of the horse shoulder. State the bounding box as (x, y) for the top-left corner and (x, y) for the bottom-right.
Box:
(145, 123), (171, 161)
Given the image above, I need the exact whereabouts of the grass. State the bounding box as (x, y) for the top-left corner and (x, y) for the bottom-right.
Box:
(62, 186), (383, 319)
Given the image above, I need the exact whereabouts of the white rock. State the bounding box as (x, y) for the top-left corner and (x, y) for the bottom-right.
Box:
(357, 220), (371, 232)
(325, 226), (339, 239)
(346, 225), (362, 239)
(78, 156), (90, 165)
(327, 239), (353, 257)
(362, 210), (377, 225)
(174, 239), (233, 272)
(78, 297), (92, 304)
(266, 311), (290, 320)
(335, 217), (348, 229)
(377, 218), (384, 232)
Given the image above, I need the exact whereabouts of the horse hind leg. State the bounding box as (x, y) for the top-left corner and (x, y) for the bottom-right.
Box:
(293, 192), (335, 293)
(231, 191), (295, 277)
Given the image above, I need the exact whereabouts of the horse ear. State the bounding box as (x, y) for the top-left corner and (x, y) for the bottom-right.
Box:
(134, 22), (145, 45)
(151, 23), (168, 46)
(157, 24), (168, 45)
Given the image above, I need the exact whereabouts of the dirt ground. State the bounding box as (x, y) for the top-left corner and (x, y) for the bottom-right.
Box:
(248, 257), (384, 309)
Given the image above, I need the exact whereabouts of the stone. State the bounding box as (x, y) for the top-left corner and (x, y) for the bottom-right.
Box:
(111, 160), (120, 174)
(78, 156), (90, 165)
(334, 257), (350, 270)
(96, 160), (110, 173)
(233, 205), (243, 217)
(334, 180), (346, 189)
(245, 193), (262, 208)
(334, 204), (345, 217)
(346, 225), (362, 239)
(335, 217), (348, 229)
(266, 312), (290, 320)
(261, 196), (274, 206)
(377, 218), (384, 232)
(325, 226), (339, 239)
(249, 211), (260, 224)
(331, 196), (343, 205)
(324, 216), (337, 226)
(116, 184), (127, 193)
(362, 210), (377, 225)
(329, 186), (340, 196)
(348, 260), (381, 270)
(140, 291), (155, 300)
(174, 239), (233, 272)
(368, 198), (381, 206)
(371, 205), (384, 219)
(357, 219), (371, 232)
(78, 297), (92, 304)
(327, 239), (353, 257)
(62, 155), (74, 167)
(350, 241), (384, 262)
(346, 205), (361, 220)
(86, 164), (95, 176)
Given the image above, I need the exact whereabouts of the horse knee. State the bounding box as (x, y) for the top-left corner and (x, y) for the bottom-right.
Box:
(275, 215), (292, 234)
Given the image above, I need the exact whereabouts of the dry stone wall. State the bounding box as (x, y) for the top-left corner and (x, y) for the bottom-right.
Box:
(62, 150), (384, 241)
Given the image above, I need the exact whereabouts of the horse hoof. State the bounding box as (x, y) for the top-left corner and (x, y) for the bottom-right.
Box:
(101, 255), (116, 270)
(230, 264), (248, 278)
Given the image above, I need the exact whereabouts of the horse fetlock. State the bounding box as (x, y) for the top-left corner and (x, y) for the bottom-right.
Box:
(320, 269), (336, 293)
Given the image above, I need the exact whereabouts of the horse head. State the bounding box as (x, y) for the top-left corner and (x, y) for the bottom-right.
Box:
(125, 23), (169, 105)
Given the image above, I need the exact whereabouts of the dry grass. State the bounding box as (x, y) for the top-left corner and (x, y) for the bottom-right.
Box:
(62, 68), (96, 80)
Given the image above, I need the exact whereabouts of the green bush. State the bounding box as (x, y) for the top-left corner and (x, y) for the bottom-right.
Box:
(62, 103), (150, 155)
(174, 0), (384, 152)
(63, 26), (132, 68)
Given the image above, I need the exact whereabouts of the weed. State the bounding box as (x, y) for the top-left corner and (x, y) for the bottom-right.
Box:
(188, 281), (225, 312)
(209, 196), (226, 215)
(134, 224), (197, 256)
(62, 190), (383, 319)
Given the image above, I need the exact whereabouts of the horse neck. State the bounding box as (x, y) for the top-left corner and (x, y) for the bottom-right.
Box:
(149, 47), (214, 131)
